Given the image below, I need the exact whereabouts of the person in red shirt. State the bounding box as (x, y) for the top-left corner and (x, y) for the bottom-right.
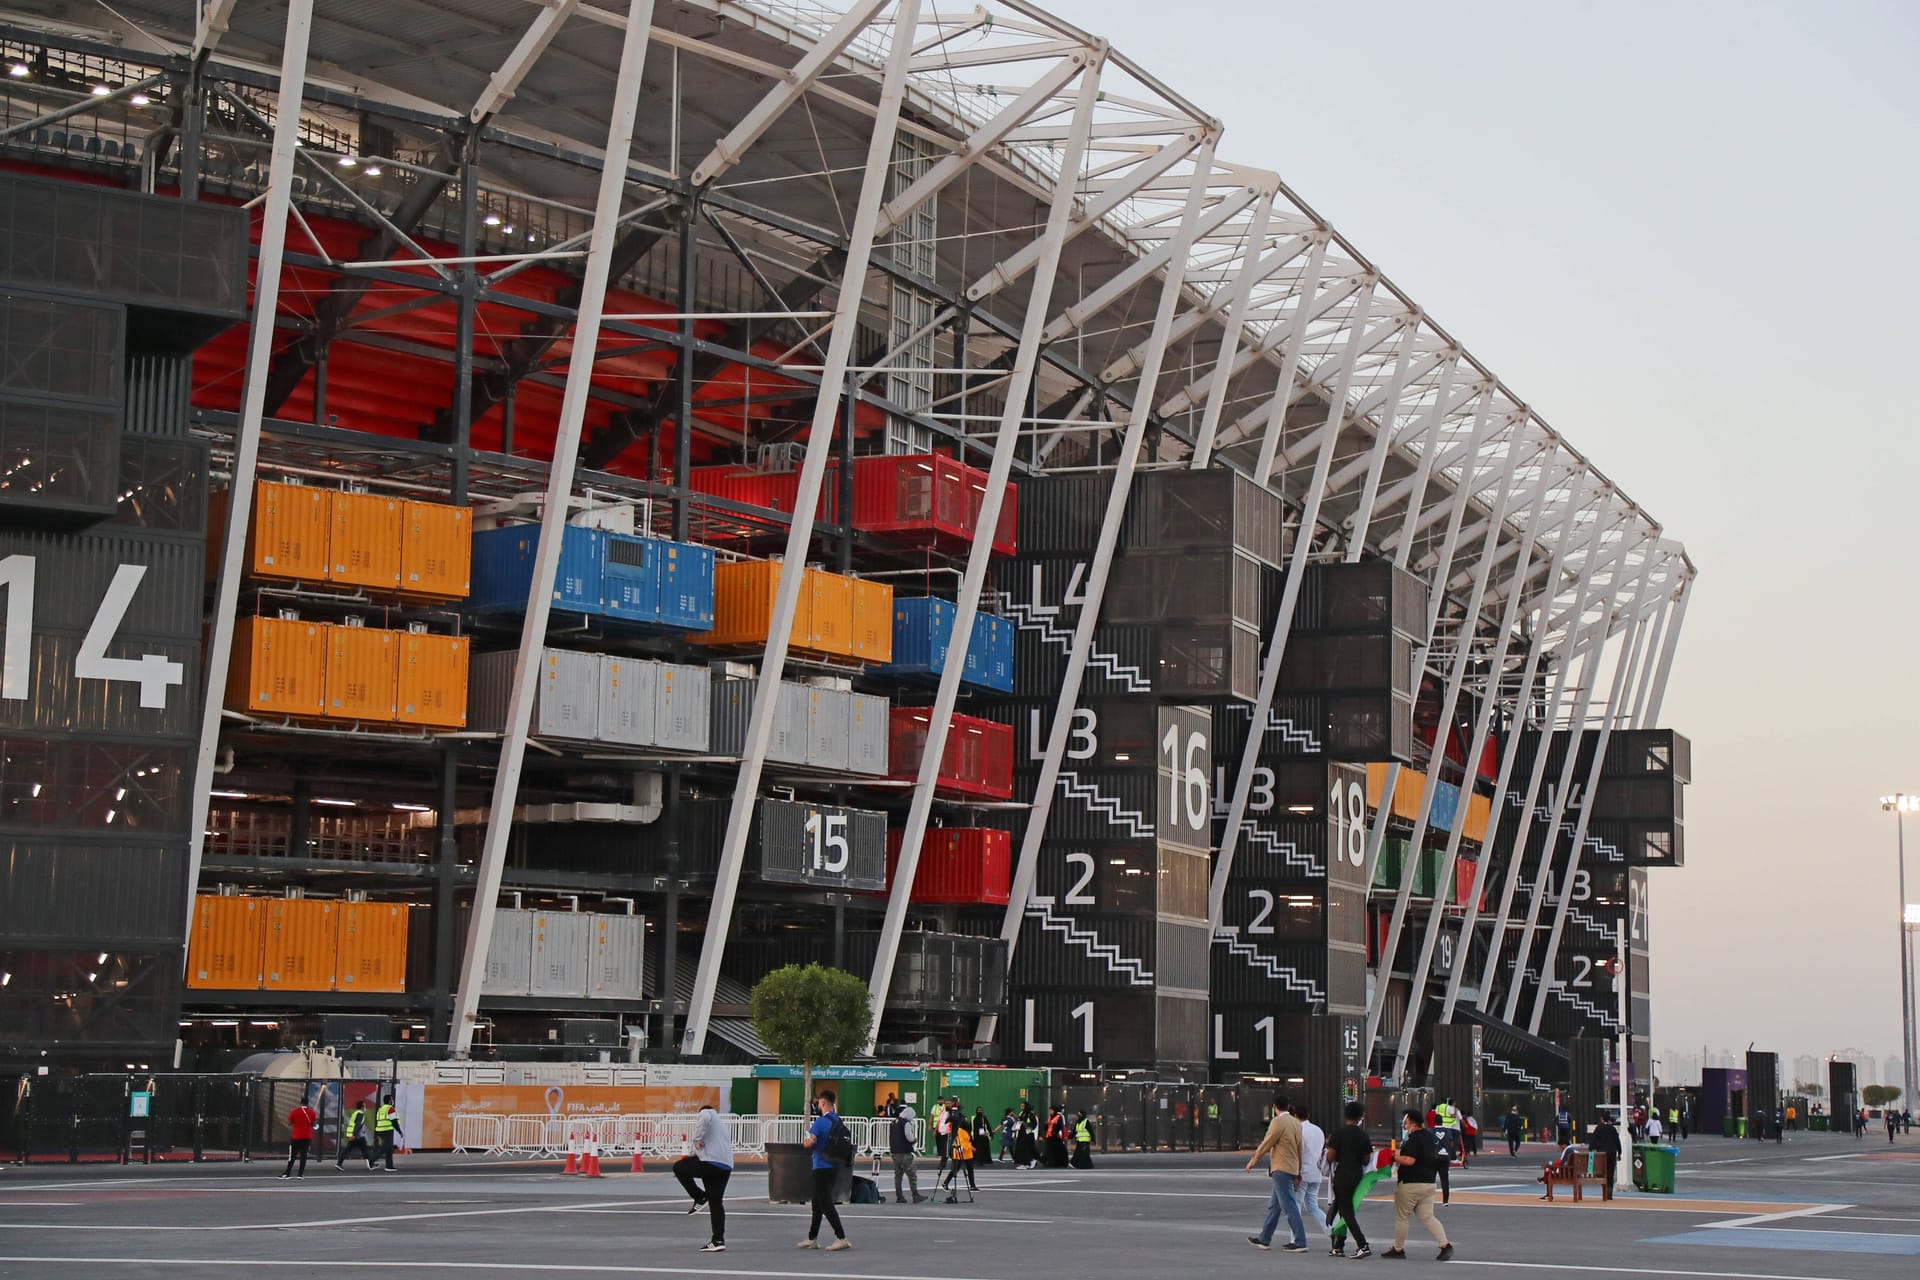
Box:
(281, 1097), (318, 1179)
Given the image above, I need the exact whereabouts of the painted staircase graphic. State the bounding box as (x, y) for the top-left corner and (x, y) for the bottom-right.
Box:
(1481, 1051), (1551, 1091)
(1211, 929), (1324, 1002)
(1502, 789), (1624, 863)
(1240, 821), (1323, 876)
(1551, 987), (1619, 1029)
(1001, 600), (1151, 692)
(1225, 702), (1322, 753)
(1056, 771), (1154, 838)
(1566, 907), (1612, 940)
(1025, 901), (1154, 985)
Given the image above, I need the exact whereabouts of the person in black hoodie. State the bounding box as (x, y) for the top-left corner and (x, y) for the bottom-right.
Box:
(1588, 1113), (1624, 1188)
(971, 1107), (994, 1181)
(888, 1103), (925, 1205)
(1383, 1111), (1452, 1262)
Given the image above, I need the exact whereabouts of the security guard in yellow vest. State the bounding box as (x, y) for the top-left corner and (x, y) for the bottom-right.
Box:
(373, 1095), (401, 1171)
(335, 1100), (375, 1170)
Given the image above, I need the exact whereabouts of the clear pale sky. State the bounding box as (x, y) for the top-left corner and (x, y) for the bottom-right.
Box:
(1046, 0), (1920, 1069)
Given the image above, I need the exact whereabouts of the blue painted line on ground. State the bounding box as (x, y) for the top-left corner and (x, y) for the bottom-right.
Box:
(1646, 1228), (1920, 1256)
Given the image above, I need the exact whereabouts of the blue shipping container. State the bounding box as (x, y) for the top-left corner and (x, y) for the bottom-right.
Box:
(657, 539), (716, 630)
(880, 596), (1015, 692)
(469, 524), (604, 614)
(600, 532), (658, 622)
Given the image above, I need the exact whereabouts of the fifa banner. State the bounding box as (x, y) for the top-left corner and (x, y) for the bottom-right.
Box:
(418, 1084), (723, 1149)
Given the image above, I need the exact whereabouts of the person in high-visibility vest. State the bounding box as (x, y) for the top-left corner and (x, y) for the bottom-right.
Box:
(335, 1100), (375, 1170)
(1070, 1110), (1095, 1169)
(373, 1095), (402, 1171)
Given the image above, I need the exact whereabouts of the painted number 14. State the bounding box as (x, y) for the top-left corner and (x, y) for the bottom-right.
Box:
(0, 554), (182, 709)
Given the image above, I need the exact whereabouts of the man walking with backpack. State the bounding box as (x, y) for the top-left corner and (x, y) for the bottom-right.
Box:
(799, 1089), (853, 1252)
(889, 1102), (925, 1204)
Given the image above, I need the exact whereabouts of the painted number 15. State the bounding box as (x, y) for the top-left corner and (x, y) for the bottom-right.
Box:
(0, 554), (183, 709)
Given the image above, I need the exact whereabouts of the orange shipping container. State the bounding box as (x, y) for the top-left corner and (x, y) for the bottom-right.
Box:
(227, 616), (327, 717)
(246, 481), (332, 581)
(335, 901), (409, 992)
(322, 623), (398, 721)
(328, 491), (404, 591)
(399, 500), (472, 601)
(262, 898), (338, 991)
(806, 568), (855, 657)
(849, 578), (893, 663)
(186, 895), (265, 990)
(395, 631), (468, 728)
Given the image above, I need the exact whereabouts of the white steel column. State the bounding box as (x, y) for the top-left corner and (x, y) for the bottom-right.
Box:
(1358, 407), (1515, 1062)
(1437, 471), (1591, 1024)
(681, 0), (923, 1056)
(183, 0), (314, 970)
(1498, 528), (1642, 1026)
(979, 135), (1220, 1048)
(450, 0), (659, 1057)
(1206, 278), (1380, 931)
(1189, 191), (1275, 467)
(1473, 505), (1621, 1015)
(864, 48), (1105, 1047)
(1248, 238), (1331, 483)
(1639, 571), (1691, 725)
(1526, 553), (1661, 1036)
(1337, 330), (1426, 551)
(1388, 453), (1563, 1077)
(1354, 366), (1469, 889)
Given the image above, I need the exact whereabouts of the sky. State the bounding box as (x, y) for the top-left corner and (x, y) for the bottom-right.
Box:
(1044, 0), (1920, 1074)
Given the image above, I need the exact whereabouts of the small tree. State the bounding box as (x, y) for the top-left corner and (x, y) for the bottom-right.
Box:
(749, 963), (874, 1108)
(1862, 1084), (1902, 1108)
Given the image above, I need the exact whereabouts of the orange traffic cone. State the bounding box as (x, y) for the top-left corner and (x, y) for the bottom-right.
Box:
(629, 1149), (646, 1173)
(582, 1139), (603, 1178)
(563, 1130), (580, 1175)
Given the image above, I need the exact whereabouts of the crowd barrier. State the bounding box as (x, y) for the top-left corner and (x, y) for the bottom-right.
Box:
(449, 1113), (891, 1160)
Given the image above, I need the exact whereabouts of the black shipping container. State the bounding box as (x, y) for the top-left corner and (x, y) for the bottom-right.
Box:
(1121, 469), (1287, 568)
(1209, 937), (1331, 1008)
(1589, 819), (1683, 869)
(1602, 729), (1692, 784)
(1746, 1050), (1780, 1123)
(1429, 1022), (1483, 1111)
(108, 436), (208, 533)
(1014, 908), (1162, 990)
(0, 529), (206, 640)
(124, 353), (193, 438)
(1567, 1037), (1609, 1125)
(1104, 548), (1263, 628)
(1009, 621), (1157, 699)
(0, 840), (188, 946)
(1592, 776), (1684, 823)
(1294, 559), (1428, 638)
(0, 948), (179, 1050)
(1004, 987), (1156, 1066)
(1277, 632), (1417, 697)
(1301, 1014), (1366, 1135)
(1013, 473), (1118, 557)
(755, 798), (887, 892)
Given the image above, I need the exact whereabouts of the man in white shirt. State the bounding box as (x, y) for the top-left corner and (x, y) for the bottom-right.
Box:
(1294, 1104), (1332, 1242)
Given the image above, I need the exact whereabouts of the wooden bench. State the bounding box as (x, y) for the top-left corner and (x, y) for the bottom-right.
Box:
(1539, 1156), (1613, 1202)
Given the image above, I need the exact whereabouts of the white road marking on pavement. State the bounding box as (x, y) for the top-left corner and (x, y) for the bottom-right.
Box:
(0, 1259), (1002, 1278)
(0, 1199), (662, 1232)
(1705, 1203), (1850, 1229)
(1452, 1262), (1870, 1280)
(554, 1207), (1054, 1225)
(1802, 1153), (1872, 1162)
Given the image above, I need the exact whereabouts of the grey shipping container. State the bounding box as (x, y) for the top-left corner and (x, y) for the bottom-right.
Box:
(469, 649), (602, 740)
(756, 798), (887, 891)
(654, 661), (710, 751)
(848, 692), (889, 775)
(805, 686), (851, 771)
(481, 908), (533, 996)
(599, 656), (658, 746)
(709, 676), (808, 764)
(586, 912), (647, 1000)
(529, 910), (591, 998)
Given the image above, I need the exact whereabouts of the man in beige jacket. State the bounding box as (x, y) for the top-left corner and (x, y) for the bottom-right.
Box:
(1244, 1093), (1309, 1252)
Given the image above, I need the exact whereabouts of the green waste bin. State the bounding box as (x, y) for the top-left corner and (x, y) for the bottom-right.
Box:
(1809, 1115), (1829, 1132)
(1634, 1144), (1677, 1193)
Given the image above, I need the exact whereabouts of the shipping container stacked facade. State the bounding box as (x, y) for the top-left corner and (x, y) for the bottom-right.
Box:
(0, 11), (1690, 1096)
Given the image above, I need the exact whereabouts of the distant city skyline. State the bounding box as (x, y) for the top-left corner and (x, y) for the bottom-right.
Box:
(1659, 1047), (1905, 1094)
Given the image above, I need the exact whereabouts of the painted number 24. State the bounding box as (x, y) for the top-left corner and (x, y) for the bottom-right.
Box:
(0, 554), (182, 709)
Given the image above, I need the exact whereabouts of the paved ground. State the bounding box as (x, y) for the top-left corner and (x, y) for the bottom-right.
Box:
(2, 1130), (1917, 1278)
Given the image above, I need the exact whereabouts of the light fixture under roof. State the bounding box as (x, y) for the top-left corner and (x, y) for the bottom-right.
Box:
(90, 84), (109, 97)
(337, 154), (357, 167)
(130, 92), (150, 106)
(8, 63), (29, 78)
(483, 214), (501, 227)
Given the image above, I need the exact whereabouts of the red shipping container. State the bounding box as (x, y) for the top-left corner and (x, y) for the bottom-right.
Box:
(852, 454), (1017, 556)
(1454, 857), (1484, 910)
(888, 707), (1013, 801)
(883, 827), (1012, 905)
(688, 464), (839, 530)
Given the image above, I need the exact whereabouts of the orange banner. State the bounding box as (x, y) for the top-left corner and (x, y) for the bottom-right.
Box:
(418, 1083), (723, 1149)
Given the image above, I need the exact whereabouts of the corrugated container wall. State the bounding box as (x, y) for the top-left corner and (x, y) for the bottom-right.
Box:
(888, 709), (1013, 800)
(327, 491), (403, 591)
(335, 901), (408, 993)
(587, 913), (648, 1000)
(186, 895), (264, 989)
(850, 578), (893, 662)
(245, 481), (331, 581)
(226, 616), (326, 717)
(599, 655), (658, 746)
(709, 676), (809, 764)
(394, 631), (468, 728)
(261, 898), (337, 991)
(468, 524), (603, 614)
(806, 686), (852, 771)
(481, 908), (533, 996)
(399, 500), (471, 601)
(321, 622), (397, 721)
(654, 662), (711, 752)
(884, 828), (1011, 905)
(530, 911), (591, 998)
(848, 692), (889, 775)
(468, 648), (601, 740)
